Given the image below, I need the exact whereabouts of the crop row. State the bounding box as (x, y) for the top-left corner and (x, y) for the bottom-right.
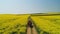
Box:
(31, 16), (60, 34)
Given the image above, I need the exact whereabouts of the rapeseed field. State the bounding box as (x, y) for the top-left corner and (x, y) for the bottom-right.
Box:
(0, 14), (60, 34)
(0, 14), (30, 34)
(31, 14), (60, 34)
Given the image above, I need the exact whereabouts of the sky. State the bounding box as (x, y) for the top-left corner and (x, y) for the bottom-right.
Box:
(0, 0), (60, 14)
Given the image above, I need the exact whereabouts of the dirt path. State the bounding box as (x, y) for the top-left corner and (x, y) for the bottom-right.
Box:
(27, 26), (38, 34)
(27, 18), (38, 34)
(27, 27), (31, 34)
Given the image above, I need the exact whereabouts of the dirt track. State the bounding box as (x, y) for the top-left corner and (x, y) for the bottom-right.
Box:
(27, 26), (38, 34)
